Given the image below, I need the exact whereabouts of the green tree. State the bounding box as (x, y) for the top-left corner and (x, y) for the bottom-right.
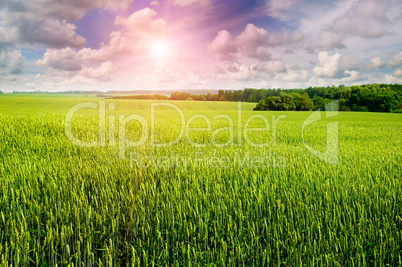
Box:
(288, 92), (301, 110)
(298, 94), (314, 111)
(262, 93), (295, 111)
(264, 96), (280, 110)
(369, 93), (398, 112)
(253, 100), (266, 111)
(313, 97), (332, 111)
(278, 93), (296, 110)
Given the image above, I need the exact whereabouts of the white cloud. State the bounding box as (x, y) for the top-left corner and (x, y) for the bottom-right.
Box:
(275, 67), (308, 82)
(80, 31), (148, 62)
(79, 61), (116, 80)
(128, 61), (206, 87)
(153, 61), (177, 83)
(173, 0), (211, 7)
(353, 0), (390, 21)
(332, 17), (390, 38)
(37, 7), (167, 73)
(313, 52), (342, 78)
(265, 0), (299, 21)
(37, 48), (82, 71)
(236, 24), (269, 50)
(236, 24), (272, 59)
(2, 0), (401, 91)
(302, 31), (346, 52)
(221, 64), (258, 81)
(0, 49), (24, 75)
(331, 0), (393, 38)
(394, 69), (402, 77)
(35, 7), (169, 87)
(236, 24), (303, 48)
(150, 1), (160, 7)
(253, 61), (286, 74)
(299, 0), (357, 35)
(115, 7), (166, 41)
(340, 70), (366, 82)
(267, 29), (304, 47)
(0, 23), (16, 51)
(340, 55), (364, 71)
(385, 73), (402, 83)
(208, 24), (303, 61)
(389, 51), (402, 68)
(371, 56), (385, 68)
(207, 30), (237, 61)
(215, 60), (306, 84)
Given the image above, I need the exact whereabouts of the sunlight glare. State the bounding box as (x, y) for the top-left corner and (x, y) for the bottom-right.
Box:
(151, 40), (170, 58)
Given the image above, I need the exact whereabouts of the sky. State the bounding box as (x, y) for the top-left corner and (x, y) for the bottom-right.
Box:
(0, 0), (402, 92)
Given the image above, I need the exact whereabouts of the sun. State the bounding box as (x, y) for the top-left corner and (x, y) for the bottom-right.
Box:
(150, 40), (170, 59)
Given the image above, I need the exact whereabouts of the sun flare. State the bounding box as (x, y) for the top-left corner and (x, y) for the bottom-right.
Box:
(151, 40), (170, 58)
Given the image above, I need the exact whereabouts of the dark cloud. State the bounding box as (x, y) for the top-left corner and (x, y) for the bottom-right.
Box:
(4, 14), (86, 48)
(0, 0), (134, 49)
(1, 0), (133, 21)
(0, 49), (24, 75)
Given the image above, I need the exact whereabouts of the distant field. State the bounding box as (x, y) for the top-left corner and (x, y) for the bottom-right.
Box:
(0, 94), (256, 114)
(0, 95), (401, 266)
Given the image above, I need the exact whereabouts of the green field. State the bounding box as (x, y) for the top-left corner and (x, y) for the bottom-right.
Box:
(0, 94), (401, 266)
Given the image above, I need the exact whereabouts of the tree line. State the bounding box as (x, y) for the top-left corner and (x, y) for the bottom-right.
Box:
(111, 83), (402, 113)
(110, 92), (226, 101)
(221, 84), (401, 113)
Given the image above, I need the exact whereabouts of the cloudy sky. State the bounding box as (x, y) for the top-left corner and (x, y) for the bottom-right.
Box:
(1, 0), (402, 91)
